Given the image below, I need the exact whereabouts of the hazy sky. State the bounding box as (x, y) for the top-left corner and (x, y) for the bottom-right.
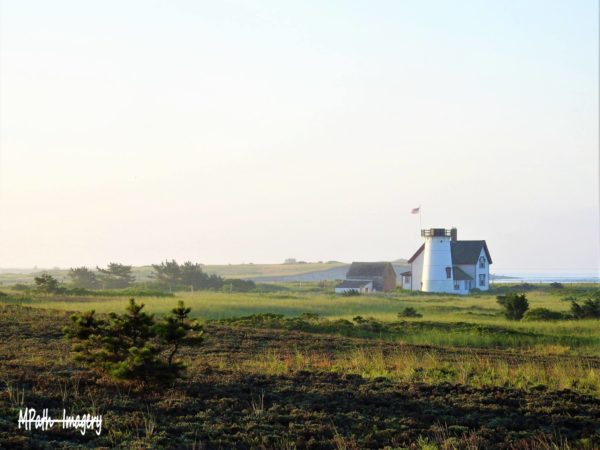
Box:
(0, 0), (598, 273)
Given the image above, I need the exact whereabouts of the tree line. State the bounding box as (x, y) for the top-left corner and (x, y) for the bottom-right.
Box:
(32, 260), (255, 294)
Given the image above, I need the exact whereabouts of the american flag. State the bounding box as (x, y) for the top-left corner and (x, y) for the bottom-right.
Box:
(411, 207), (420, 214)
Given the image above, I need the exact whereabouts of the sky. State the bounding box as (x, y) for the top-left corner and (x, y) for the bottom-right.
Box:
(0, 0), (598, 274)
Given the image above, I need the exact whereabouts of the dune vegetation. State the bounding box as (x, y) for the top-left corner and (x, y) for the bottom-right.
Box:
(1, 283), (599, 448)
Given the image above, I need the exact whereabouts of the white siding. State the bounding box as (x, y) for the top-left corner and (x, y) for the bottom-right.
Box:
(451, 279), (470, 295)
(410, 252), (424, 291)
(474, 248), (490, 291)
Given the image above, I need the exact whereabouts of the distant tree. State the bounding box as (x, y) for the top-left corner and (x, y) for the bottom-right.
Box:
(180, 261), (209, 291)
(63, 299), (202, 384)
(68, 267), (99, 289)
(151, 260), (181, 292)
(571, 298), (600, 319)
(496, 293), (529, 320)
(34, 274), (60, 295)
(96, 263), (135, 289)
(206, 273), (224, 290)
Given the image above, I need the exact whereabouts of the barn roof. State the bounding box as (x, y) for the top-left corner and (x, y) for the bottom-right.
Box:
(336, 279), (372, 289)
(451, 241), (492, 264)
(347, 262), (393, 278)
(452, 266), (472, 280)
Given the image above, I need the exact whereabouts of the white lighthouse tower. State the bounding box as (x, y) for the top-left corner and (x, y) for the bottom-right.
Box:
(421, 228), (455, 293)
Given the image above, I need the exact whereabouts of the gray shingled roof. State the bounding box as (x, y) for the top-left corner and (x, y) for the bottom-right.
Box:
(408, 240), (492, 265)
(452, 266), (472, 281)
(451, 241), (492, 264)
(346, 262), (393, 277)
(336, 279), (372, 289)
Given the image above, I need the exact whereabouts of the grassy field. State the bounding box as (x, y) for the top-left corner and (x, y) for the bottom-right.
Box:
(1, 284), (599, 448)
(4, 285), (600, 355)
(0, 283), (583, 319)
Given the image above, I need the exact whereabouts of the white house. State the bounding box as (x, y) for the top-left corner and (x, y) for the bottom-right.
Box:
(404, 228), (492, 295)
(400, 271), (412, 290)
(334, 279), (373, 294)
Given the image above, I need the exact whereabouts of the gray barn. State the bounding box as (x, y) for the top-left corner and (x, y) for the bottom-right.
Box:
(345, 262), (397, 292)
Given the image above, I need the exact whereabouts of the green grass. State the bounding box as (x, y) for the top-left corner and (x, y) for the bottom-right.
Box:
(3, 286), (581, 323)
(2, 285), (599, 355)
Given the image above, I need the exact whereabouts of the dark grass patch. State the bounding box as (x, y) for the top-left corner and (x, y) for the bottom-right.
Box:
(213, 313), (598, 350)
(1, 366), (599, 449)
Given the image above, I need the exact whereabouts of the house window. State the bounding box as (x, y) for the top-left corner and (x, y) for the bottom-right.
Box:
(479, 256), (486, 269)
(445, 267), (452, 279)
(454, 282), (460, 290)
(479, 274), (486, 286)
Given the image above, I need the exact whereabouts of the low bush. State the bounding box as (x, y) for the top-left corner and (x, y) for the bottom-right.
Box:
(63, 299), (203, 384)
(571, 298), (600, 319)
(398, 307), (423, 318)
(496, 293), (529, 321)
(523, 308), (568, 321)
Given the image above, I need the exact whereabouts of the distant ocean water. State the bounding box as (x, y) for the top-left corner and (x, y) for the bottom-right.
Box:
(492, 272), (599, 284)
